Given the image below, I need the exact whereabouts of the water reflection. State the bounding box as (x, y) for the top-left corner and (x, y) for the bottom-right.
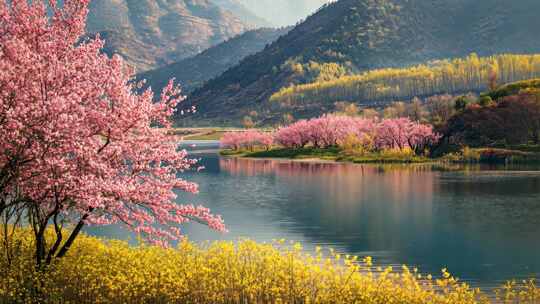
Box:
(216, 157), (540, 288)
(87, 152), (540, 290)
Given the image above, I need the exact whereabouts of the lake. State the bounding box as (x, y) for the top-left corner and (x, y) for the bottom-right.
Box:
(86, 140), (540, 291)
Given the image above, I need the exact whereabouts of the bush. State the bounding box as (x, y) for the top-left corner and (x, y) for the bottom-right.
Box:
(488, 79), (540, 100)
(380, 147), (417, 159)
(338, 133), (373, 156)
(478, 96), (494, 107)
(461, 146), (482, 162)
(2, 229), (539, 303)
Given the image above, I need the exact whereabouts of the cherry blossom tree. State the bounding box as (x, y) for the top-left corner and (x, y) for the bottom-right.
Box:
(221, 130), (274, 151)
(221, 132), (246, 151)
(375, 118), (440, 152)
(256, 132), (274, 151)
(0, 0), (224, 266)
(374, 118), (411, 150)
(271, 115), (439, 153)
(274, 120), (312, 149)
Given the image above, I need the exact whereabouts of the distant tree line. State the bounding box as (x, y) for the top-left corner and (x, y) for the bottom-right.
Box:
(270, 54), (540, 107)
(330, 78), (540, 150)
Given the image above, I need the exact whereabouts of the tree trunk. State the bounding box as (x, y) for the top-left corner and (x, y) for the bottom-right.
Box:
(35, 228), (46, 267)
(55, 213), (89, 259)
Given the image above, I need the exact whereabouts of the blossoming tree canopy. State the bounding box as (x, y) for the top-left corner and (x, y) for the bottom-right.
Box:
(221, 130), (274, 151)
(270, 115), (440, 152)
(0, 0), (225, 261)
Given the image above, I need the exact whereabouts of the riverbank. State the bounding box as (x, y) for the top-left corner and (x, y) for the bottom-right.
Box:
(169, 128), (233, 141)
(2, 229), (538, 303)
(221, 147), (540, 165)
(221, 147), (431, 164)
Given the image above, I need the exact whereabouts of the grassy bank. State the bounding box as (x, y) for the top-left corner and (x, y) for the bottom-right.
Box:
(185, 130), (228, 140)
(442, 147), (540, 164)
(1, 230), (539, 303)
(221, 146), (540, 165)
(168, 128), (232, 140)
(222, 147), (433, 164)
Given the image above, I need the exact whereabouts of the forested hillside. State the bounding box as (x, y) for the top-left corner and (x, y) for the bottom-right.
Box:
(139, 27), (290, 94)
(269, 54), (540, 118)
(232, 0), (332, 26)
(86, 0), (250, 72)
(184, 0), (540, 126)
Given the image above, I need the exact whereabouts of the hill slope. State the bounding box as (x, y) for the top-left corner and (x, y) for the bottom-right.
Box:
(211, 0), (273, 27)
(86, 0), (250, 72)
(235, 0), (333, 26)
(269, 53), (540, 116)
(185, 0), (540, 126)
(138, 27), (290, 94)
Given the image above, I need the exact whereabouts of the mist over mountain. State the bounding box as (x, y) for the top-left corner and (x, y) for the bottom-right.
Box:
(86, 0), (250, 72)
(210, 0), (273, 27)
(138, 27), (290, 94)
(237, 0), (333, 26)
(183, 0), (540, 126)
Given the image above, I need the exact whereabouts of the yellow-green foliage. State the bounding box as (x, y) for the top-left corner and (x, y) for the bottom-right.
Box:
(338, 133), (374, 156)
(271, 54), (540, 106)
(1, 229), (539, 303)
(380, 147), (417, 159)
(462, 146), (482, 162)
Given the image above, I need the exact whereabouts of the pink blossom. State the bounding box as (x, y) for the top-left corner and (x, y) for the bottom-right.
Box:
(0, 0), (224, 249)
(221, 130), (274, 151)
(272, 115), (440, 153)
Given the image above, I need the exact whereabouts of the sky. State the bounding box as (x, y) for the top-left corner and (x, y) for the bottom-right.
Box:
(239, 0), (333, 27)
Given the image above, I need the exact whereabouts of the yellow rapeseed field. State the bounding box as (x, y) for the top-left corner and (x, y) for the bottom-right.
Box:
(0, 229), (538, 303)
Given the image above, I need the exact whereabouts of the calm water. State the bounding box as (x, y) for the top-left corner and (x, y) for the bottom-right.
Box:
(87, 141), (540, 290)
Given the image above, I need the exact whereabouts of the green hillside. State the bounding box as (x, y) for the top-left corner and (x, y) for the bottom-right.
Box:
(487, 79), (540, 100)
(138, 27), (290, 94)
(268, 54), (540, 119)
(183, 0), (540, 126)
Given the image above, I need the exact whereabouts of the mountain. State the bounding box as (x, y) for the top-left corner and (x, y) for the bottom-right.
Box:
(184, 0), (540, 126)
(235, 0), (333, 26)
(86, 0), (250, 72)
(211, 0), (273, 28)
(138, 27), (290, 94)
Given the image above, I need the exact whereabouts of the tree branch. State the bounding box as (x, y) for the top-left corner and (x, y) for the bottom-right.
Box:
(55, 208), (93, 259)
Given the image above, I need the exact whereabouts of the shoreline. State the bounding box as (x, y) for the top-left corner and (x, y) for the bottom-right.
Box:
(220, 150), (440, 165)
(218, 148), (540, 166)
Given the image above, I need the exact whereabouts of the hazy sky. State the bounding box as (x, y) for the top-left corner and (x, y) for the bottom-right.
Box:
(239, 0), (333, 27)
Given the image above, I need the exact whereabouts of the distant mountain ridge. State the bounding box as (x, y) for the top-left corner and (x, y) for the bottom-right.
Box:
(138, 27), (290, 94)
(233, 0), (333, 26)
(210, 0), (273, 28)
(86, 0), (251, 72)
(184, 0), (540, 126)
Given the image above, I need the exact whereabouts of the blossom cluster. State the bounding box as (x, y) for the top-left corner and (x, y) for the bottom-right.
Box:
(274, 115), (441, 153)
(0, 0), (224, 250)
(220, 130), (274, 151)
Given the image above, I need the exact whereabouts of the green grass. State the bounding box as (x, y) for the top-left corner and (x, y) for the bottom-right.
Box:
(221, 147), (433, 164)
(185, 131), (227, 140)
(219, 149), (250, 157)
(441, 147), (540, 164)
(245, 147), (341, 160)
(221, 146), (540, 165)
(338, 154), (431, 164)
(490, 144), (540, 153)
(486, 78), (540, 100)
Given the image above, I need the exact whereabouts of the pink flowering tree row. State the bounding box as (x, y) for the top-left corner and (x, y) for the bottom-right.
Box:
(0, 0), (224, 266)
(221, 130), (274, 151)
(273, 115), (440, 154)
